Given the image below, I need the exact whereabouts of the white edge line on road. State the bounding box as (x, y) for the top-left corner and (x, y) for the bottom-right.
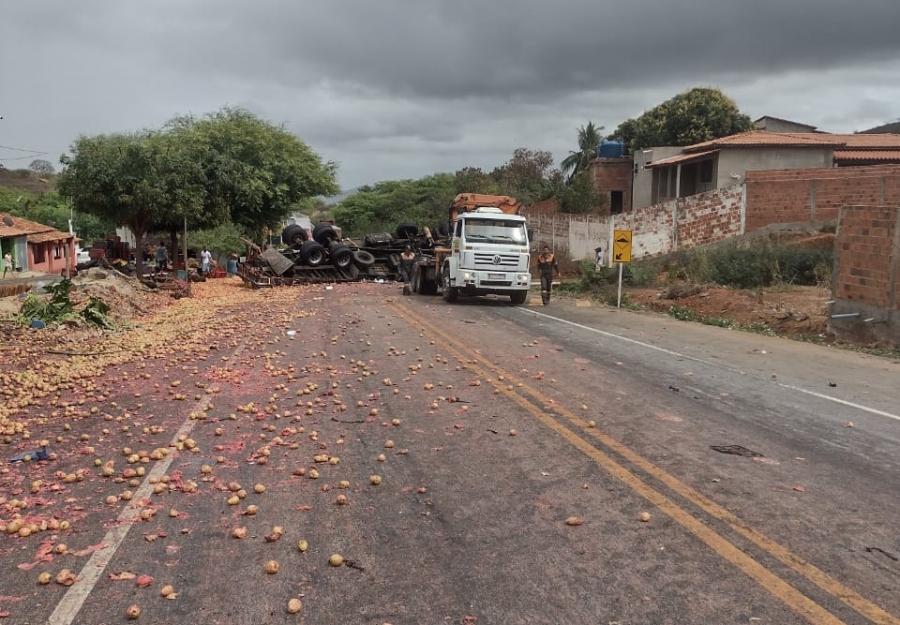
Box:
(47, 341), (250, 625)
(517, 307), (900, 424)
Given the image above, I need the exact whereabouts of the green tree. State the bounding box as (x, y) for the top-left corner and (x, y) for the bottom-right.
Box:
(560, 121), (603, 182)
(453, 167), (501, 195)
(58, 132), (204, 275)
(0, 188), (111, 243)
(333, 174), (456, 235)
(490, 147), (556, 204)
(187, 221), (244, 256)
(610, 87), (752, 151)
(558, 170), (603, 214)
(166, 108), (338, 236)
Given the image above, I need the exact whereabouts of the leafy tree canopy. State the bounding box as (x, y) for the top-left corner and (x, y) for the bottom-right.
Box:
(333, 174), (456, 235)
(610, 87), (752, 151)
(165, 107), (338, 234)
(558, 170), (604, 214)
(186, 221), (244, 256)
(0, 188), (111, 243)
(333, 148), (563, 234)
(58, 131), (206, 274)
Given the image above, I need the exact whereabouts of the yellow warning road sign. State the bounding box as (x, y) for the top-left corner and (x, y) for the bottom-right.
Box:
(613, 229), (633, 263)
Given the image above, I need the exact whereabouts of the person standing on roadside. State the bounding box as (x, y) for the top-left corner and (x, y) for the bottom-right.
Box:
(200, 247), (212, 275)
(399, 246), (415, 283)
(537, 244), (559, 305)
(2, 251), (12, 278)
(154, 241), (168, 273)
(594, 245), (605, 270)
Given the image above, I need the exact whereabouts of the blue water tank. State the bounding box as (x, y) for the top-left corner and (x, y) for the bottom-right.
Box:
(597, 139), (625, 158)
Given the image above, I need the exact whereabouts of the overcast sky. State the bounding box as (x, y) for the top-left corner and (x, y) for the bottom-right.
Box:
(2, 1), (900, 189)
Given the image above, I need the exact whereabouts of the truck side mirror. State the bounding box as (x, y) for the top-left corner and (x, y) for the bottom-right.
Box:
(526, 227), (534, 241)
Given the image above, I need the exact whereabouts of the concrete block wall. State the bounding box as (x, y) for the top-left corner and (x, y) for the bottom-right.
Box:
(830, 205), (900, 346)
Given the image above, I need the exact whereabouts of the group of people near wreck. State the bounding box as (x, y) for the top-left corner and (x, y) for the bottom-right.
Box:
(146, 241), (217, 276)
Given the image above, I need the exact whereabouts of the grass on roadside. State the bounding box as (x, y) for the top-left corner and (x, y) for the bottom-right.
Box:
(666, 304), (775, 335)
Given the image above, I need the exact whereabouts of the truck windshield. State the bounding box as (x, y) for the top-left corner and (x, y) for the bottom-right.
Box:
(463, 219), (527, 245)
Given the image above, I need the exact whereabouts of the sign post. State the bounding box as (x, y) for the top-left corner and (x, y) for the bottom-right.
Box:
(613, 229), (633, 309)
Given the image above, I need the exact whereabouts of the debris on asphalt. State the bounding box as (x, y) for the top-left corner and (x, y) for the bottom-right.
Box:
(710, 445), (763, 458)
(8, 445), (49, 463)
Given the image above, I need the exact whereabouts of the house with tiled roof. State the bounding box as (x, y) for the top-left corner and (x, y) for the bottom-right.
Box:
(630, 131), (900, 209)
(0, 212), (75, 276)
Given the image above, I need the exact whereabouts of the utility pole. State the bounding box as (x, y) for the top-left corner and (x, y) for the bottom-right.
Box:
(183, 215), (191, 295)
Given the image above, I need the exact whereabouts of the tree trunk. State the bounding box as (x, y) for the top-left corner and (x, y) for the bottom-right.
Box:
(170, 230), (178, 268)
(134, 229), (145, 277)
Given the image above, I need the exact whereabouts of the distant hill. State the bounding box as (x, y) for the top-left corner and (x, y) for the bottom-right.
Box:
(860, 120), (900, 134)
(0, 168), (56, 194)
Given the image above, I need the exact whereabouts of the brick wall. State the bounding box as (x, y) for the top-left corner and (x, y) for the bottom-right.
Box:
(830, 205), (900, 346)
(745, 164), (900, 231)
(524, 185), (743, 262)
(676, 186), (744, 248)
(590, 158), (633, 213)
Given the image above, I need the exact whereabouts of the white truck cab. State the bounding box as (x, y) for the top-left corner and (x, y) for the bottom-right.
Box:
(442, 207), (531, 305)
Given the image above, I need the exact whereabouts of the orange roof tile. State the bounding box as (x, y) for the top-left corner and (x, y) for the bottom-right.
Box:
(0, 212), (55, 238)
(683, 131), (843, 152)
(830, 134), (900, 149)
(834, 150), (900, 162)
(27, 230), (74, 244)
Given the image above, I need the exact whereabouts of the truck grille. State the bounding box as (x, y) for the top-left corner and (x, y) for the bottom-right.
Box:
(480, 280), (512, 286)
(473, 253), (519, 268)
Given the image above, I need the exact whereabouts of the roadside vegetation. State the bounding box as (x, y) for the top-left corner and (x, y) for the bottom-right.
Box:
(559, 238), (834, 338)
(0, 186), (112, 244)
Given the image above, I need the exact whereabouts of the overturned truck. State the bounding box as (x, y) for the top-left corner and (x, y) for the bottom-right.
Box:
(238, 222), (424, 287)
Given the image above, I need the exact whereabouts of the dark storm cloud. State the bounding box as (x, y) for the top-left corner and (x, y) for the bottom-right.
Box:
(157, 0), (900, 99)
(1, 1), (899, 187)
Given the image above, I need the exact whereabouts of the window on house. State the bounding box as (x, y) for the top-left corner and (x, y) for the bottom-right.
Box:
(54, 244), (62, 259)
(33, 244), (46, 264)
(610, 191), (624, 214)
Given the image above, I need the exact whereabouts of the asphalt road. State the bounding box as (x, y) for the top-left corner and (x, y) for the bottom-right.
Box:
(1, 283), (898, 625)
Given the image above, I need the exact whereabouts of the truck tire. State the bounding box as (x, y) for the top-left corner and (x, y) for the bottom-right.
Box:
(352, 250), (376, 268)
(442, 267), (458, 303)
(282, 224), (308, 247)
(420, 267), (438, 295)
(509, 290), (528, 306)
(299, 241), (326, 266)
(330, 245), (353, 268)
(312, 224), (339, 246)
(395, 223), (418, 240)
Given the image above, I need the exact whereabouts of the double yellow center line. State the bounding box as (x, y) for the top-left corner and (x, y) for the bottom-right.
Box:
(391, 301), (899, 625)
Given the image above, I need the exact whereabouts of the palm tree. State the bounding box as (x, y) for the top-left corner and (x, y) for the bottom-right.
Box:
(561, 122), (604, 183)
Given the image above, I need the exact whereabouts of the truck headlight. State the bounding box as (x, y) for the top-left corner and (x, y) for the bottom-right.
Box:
(518, 274), (530, 282)
(463, 272), (473, 281)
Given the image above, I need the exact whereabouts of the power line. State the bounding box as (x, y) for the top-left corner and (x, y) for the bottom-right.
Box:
(0, 143), (48, 154)
(0, 153), (49, 161)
